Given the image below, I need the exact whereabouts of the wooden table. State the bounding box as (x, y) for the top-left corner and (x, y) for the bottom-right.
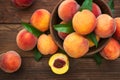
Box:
(0, 0), (120, 80)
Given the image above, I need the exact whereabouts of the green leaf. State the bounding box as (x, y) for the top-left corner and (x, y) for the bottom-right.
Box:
(54, 22), (74, 33)
(57, 48), (66, 54)
(87, 32), (98, 47)
(21, 22), (42, 37)
(34, 47), (42, 62)
(93, 53), (103, 65)
(108, 0), (114, 13)
(80, 0), (93, 11)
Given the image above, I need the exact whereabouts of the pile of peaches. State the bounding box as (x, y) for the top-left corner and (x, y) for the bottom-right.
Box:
(0, 0), (120, 75)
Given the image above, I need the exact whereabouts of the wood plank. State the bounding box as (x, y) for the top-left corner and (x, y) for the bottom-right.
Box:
(0, 0), (60, 23)
(0, 0), (120, 23)
(0, 58), (120, 80)
(0, 24), (35, 57)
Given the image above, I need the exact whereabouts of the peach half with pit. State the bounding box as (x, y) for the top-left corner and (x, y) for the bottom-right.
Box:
(48, 53), (69, 74)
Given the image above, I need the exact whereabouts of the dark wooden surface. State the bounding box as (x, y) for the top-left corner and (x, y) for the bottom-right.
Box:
(0, 0), (120, 80)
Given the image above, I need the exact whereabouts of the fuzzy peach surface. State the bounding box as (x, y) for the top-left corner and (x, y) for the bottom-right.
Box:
(63, 32), (89, 58)
(37, 34), (58, 55)
(0, 51), (21, 73)
(16, 29), (37, 51)
(58, 0), (80, 22)
(30, 9), (50, 32)
(113, 17), (120, 42)
(72, 10), (96, 35)
(100, 38), (120, 60)
(95, 14), (116, 38)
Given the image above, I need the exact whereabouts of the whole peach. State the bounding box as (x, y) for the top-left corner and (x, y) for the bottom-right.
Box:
(92, 2), (101, 17)
(58, 0), (80, 22)
(63, 32), (89, 58)
(16, 29), (37, 51)
(30, 9), (50, 32)
(37, 34), (58, 55)
(95, 14), (116, 38)
(72, 10), (96, 35)
(12, 0), (35, 9)
(100, 38), (120, 60)
(113, 17), (120, 42)
(0, 51), (21, 73)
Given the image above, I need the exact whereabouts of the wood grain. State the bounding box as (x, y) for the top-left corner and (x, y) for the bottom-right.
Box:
(0, 0), (120, 80)
(1, 58), (120, 80)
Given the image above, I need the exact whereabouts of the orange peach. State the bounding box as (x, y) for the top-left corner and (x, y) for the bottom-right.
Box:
(95, 14), (116, 38)
(63, 32), (89, 58)
(72, 10), (96, 35)
(100, 38), (120, 60)
(0, 51), (21, 73)
(113, 17), (120, 42)
(30, 9), (50, 32)
(58, 0), (80, 22)
(92, 3), (101, 17)
(16, 29), (37, 51)
(37, 34), (58, 55)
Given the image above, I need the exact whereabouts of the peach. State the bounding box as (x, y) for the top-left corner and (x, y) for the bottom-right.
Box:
(92, 3), (101, 17)
(100, 38), (120, 60)
(16, 29), (37, 51)
(37, 34), (58, 55)
(63, 32), (89, 58)
(72, 10), (96, 35)
(0, 51), (21, 73)
(58, 0), (80, 22)
(57, 21), (69, 40)
(12, 0), (34, 9)
(30, 9), (50, 32)
(58, 32), (68, 40)
(95, 14), (116, 38)
(113, 17), (120, 42)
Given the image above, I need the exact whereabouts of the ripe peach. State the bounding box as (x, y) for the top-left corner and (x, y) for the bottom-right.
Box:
(57, 21), (69, 40)
(95, 14), (116, 38)
(30, 9), (50, 32)
(0, 51), (21, 73)
(12, 0), (34, 9)
(16, 29), (37, 51)
(100, 38), (120, 60)
(58, 0), (80, 22)
(72, 10), (96, 35)
(58, 32), (68, 40)
(63, 32), (89, 58)
(92, 3), (101, 17)
(113, 17), (120, 42)
(37, 34), (58, 55)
